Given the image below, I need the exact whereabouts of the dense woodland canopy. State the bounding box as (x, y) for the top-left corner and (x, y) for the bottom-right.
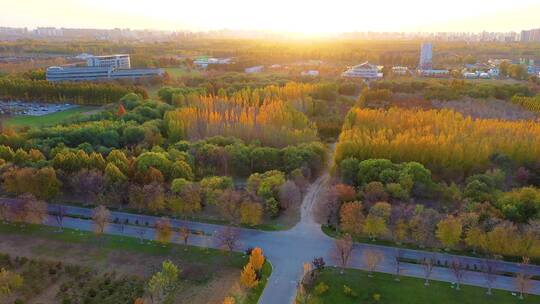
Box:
(0, 78), (148, 105)
(335, 107), (540, 180)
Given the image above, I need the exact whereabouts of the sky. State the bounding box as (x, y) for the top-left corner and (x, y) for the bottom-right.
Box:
(2, 0), (540, 34)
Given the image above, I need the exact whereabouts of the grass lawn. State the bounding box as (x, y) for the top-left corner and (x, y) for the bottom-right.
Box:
(307, 267), (539, 304)
(4, 106), (98, 128)
(0, 222), (270, 304)
(164, 67), (202, 78)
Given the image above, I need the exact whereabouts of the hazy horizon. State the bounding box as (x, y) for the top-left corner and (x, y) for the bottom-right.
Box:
(2, 0), (540, 35)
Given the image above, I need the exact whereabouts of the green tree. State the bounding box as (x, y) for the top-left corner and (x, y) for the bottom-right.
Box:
(147, 260), (179, 304)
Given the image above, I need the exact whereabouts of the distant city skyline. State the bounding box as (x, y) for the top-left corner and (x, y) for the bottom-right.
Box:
(2, 0), (540, 34)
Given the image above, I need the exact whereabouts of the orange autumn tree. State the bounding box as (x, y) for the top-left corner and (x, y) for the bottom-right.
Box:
(240, 262), (259, 289)
(335, 107), (540, 179)
(249, 247), (265, 271)
(164, 91), (317, 147)
(117, 104), (127, 116)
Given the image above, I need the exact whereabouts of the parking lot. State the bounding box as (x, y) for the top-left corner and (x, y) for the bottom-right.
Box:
(0, 100), (78, 116)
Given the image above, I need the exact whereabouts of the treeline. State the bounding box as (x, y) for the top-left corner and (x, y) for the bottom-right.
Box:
(370, 79), (532, 101)
(329, 192), (540, 259)
(164, 94), (318, 147)
(511, 94), (540, 112)
(335, 107), (540, 180)
(0, 78), (147, 105)
(0, 141), (317, 223)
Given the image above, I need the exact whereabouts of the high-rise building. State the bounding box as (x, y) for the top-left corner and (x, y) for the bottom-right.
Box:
(521, 28), (540, 42)
(419, 43), (433, 70)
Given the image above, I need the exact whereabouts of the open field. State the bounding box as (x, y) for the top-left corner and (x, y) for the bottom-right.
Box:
(3, 106), (98, 128)
(164, 67), (203, 78)
(0, 222), (269, 304)
(305, 267), (539, 304)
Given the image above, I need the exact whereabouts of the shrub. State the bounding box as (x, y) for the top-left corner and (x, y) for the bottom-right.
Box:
(313, 282), (329, 295)
(343, 285), (357, 297)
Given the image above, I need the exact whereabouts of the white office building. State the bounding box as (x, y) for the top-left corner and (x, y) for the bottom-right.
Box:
(419, 43), (433, 70)
(87, 54), (131, 69)
(342, 62), (382, 79)
(46, 66), (163, 82)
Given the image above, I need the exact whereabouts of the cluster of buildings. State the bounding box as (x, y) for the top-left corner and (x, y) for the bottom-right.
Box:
(341, 42), (449, 80)
(0, 27), (175, 41)
(193, 56), (233, 69)
(46, 54), (163, 82)
(521, 28), (540, 42)
(1, 26), (538, 43)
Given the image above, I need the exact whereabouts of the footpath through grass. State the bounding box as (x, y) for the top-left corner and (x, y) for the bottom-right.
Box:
(4, 106), (96, 128)
(308, 267), (539, 304)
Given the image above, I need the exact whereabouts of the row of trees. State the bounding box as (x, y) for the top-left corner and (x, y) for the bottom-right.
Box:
(336, 107), (540, 180)
(329, 194), (540, 259)
(370, 79), (532, 101)
(0, 78), (147, 105)
(164, 95), (318, 147)
(324, 236), (534, 300)
(511, 94), (540, 112)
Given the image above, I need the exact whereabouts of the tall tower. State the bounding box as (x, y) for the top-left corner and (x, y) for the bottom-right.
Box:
(419, 43), (433, 70)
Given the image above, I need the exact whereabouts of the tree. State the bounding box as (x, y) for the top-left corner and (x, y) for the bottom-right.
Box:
(143, 183), (166, 213)
(240, 262), (259, 289)
(147, 260), (179, 304)
(200, 176), (234, 205)
(278, 180), (302, 210)
(249, 247), (265, 272)
(363, 249), (383, 277)
(18, 194), (48, 224)
(0, 268), (23, 296)
(481, 258), (498, 295)
(223, 297), (235, 304)
(71, 169), (105, 203)
(392, 249), (404, 281)
(393, 219), (409, 245)
(92, 205), (110, 238)
(312, 257), (326, 272)
(421, 255), (435, 286)
(314, 186), (340, 228)
(450, 258), (465, 290)
(117, 104), (127, 116)
(516, 257), (533, 300)
(215, 226), (240, 252)
(363, 214), (387, 241)
(436, 215), (462, 250)
(53, 204), (67, 232)
(332, 234), (353, 273)
(239, 202), (263, 226)
(155, 217), (173, 245)
(339, 201), (364, 237)
(179, 226), (190, 246)
(334, 184), (357, 202)
(465, 225), (486, 254)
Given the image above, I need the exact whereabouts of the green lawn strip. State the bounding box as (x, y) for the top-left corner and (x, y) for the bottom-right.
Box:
(0, 222), (271, 303)
(321, 225), (530, 264)
(309, 267), (539, 304)
(52, 199), (286, 231)
(4, 106), (96, 128)
(244, 262), (272, 304)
